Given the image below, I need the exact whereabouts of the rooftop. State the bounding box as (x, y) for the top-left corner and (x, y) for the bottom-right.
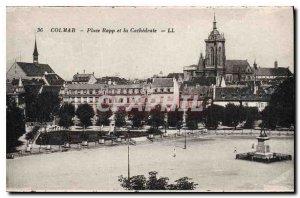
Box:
(17, 62), (55, 77)
(255, 67), (292, 76)
(151, 78), (173, 87)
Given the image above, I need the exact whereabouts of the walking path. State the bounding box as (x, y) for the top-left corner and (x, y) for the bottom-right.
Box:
(11, 129), (294, 159)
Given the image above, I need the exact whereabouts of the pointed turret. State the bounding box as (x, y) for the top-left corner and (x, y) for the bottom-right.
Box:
(198, 52), (204, 68)
(213, 12), (217, 30)
(253, 59), (257, 70)
(18, 77), (23, 87)
(33, 35), (39, 64)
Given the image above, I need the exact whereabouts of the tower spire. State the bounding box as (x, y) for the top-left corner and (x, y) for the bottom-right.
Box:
(253, 59), (257, 70)
(213, 12), (217, 30)
(33, 33), (39, 64)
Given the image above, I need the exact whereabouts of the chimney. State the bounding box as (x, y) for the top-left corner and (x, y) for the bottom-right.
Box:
(83, 69), (85, 74)
(274, 61), (278, 69)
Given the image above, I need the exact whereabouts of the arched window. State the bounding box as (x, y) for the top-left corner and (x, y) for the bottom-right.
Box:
(218, 47), (222, 65)
(210, 47), (214, 65)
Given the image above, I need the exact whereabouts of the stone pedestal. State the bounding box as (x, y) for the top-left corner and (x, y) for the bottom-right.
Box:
(254, 136), (272, 159)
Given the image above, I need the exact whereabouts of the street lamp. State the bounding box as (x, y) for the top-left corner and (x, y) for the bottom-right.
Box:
(127, 128), (130, 179)
(184, 127), (187, 150)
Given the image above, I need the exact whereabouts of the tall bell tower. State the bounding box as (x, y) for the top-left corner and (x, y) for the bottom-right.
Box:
(33, 35), (39, 64)
(204, 14), (226, 77)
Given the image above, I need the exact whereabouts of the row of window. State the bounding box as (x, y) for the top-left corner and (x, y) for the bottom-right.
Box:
(64, 95), (175, 104)
(67, 88), (144, 95)
(152, 88), (172, 93)
(220, 94), (263, 98)
(225, 75), (253, 82)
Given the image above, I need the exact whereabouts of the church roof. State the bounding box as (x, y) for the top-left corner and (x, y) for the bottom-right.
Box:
(225, 60), (253, 74)
(255, 67), (292, 76)
(17, 62), (55, 76)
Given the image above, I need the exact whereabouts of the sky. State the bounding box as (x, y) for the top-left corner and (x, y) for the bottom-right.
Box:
(6, 7), (294, 80)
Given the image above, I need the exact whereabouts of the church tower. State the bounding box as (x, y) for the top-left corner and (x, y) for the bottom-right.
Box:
(204, 14), (226, 77)
(33, 35), (39, 64)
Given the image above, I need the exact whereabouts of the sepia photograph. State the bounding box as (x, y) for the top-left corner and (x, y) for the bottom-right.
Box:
(6, 6), (295, 192)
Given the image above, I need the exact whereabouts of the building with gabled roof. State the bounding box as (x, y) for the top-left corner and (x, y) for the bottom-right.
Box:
(254, 61), (292, 80)
(213, 85), (271, 111)
(72, 72), (97, 84)
(6, 37), (63, 83)
(43, 73), (65, 86)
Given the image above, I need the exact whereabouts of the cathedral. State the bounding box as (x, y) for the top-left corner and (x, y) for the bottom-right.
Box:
(183, 14), (253, 86)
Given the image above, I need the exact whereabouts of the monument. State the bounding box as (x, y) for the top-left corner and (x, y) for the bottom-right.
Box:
(236, 127), (292, 163)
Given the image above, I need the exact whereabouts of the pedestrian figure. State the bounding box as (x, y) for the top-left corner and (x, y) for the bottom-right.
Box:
(234, 147), (237, 153)
(172, 148), (176, 158)
(252, 143), (254, 149)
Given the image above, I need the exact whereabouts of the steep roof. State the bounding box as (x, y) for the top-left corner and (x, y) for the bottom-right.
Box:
(40, 85), (61, 95)
(151, 78), (173, 87)
(255, 67), (292, 76)
(167, 73), (184, 80)
(72, 73), (94, 82)
(96, 76), (130, 84)
(225, 60), (253, 74)
(17, 62), (55, 76)
(33, 39), (39, 56)
(108, 84), (145, 89)
(44, 73), (64, 85)
(183, 65), (198, 71)
(181, 86), (213, 97)
(214, 86), (270, 102)
(67, 83), (107, 90)
(182, 77), (216, 88)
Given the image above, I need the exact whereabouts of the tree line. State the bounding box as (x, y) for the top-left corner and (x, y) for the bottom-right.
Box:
(7, 77), (294, 153)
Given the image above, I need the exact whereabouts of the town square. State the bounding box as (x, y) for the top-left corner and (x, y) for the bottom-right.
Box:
(6, 7), (294, 192)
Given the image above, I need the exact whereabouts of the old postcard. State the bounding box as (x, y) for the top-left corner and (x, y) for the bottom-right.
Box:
(6, 6), (294, 192)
